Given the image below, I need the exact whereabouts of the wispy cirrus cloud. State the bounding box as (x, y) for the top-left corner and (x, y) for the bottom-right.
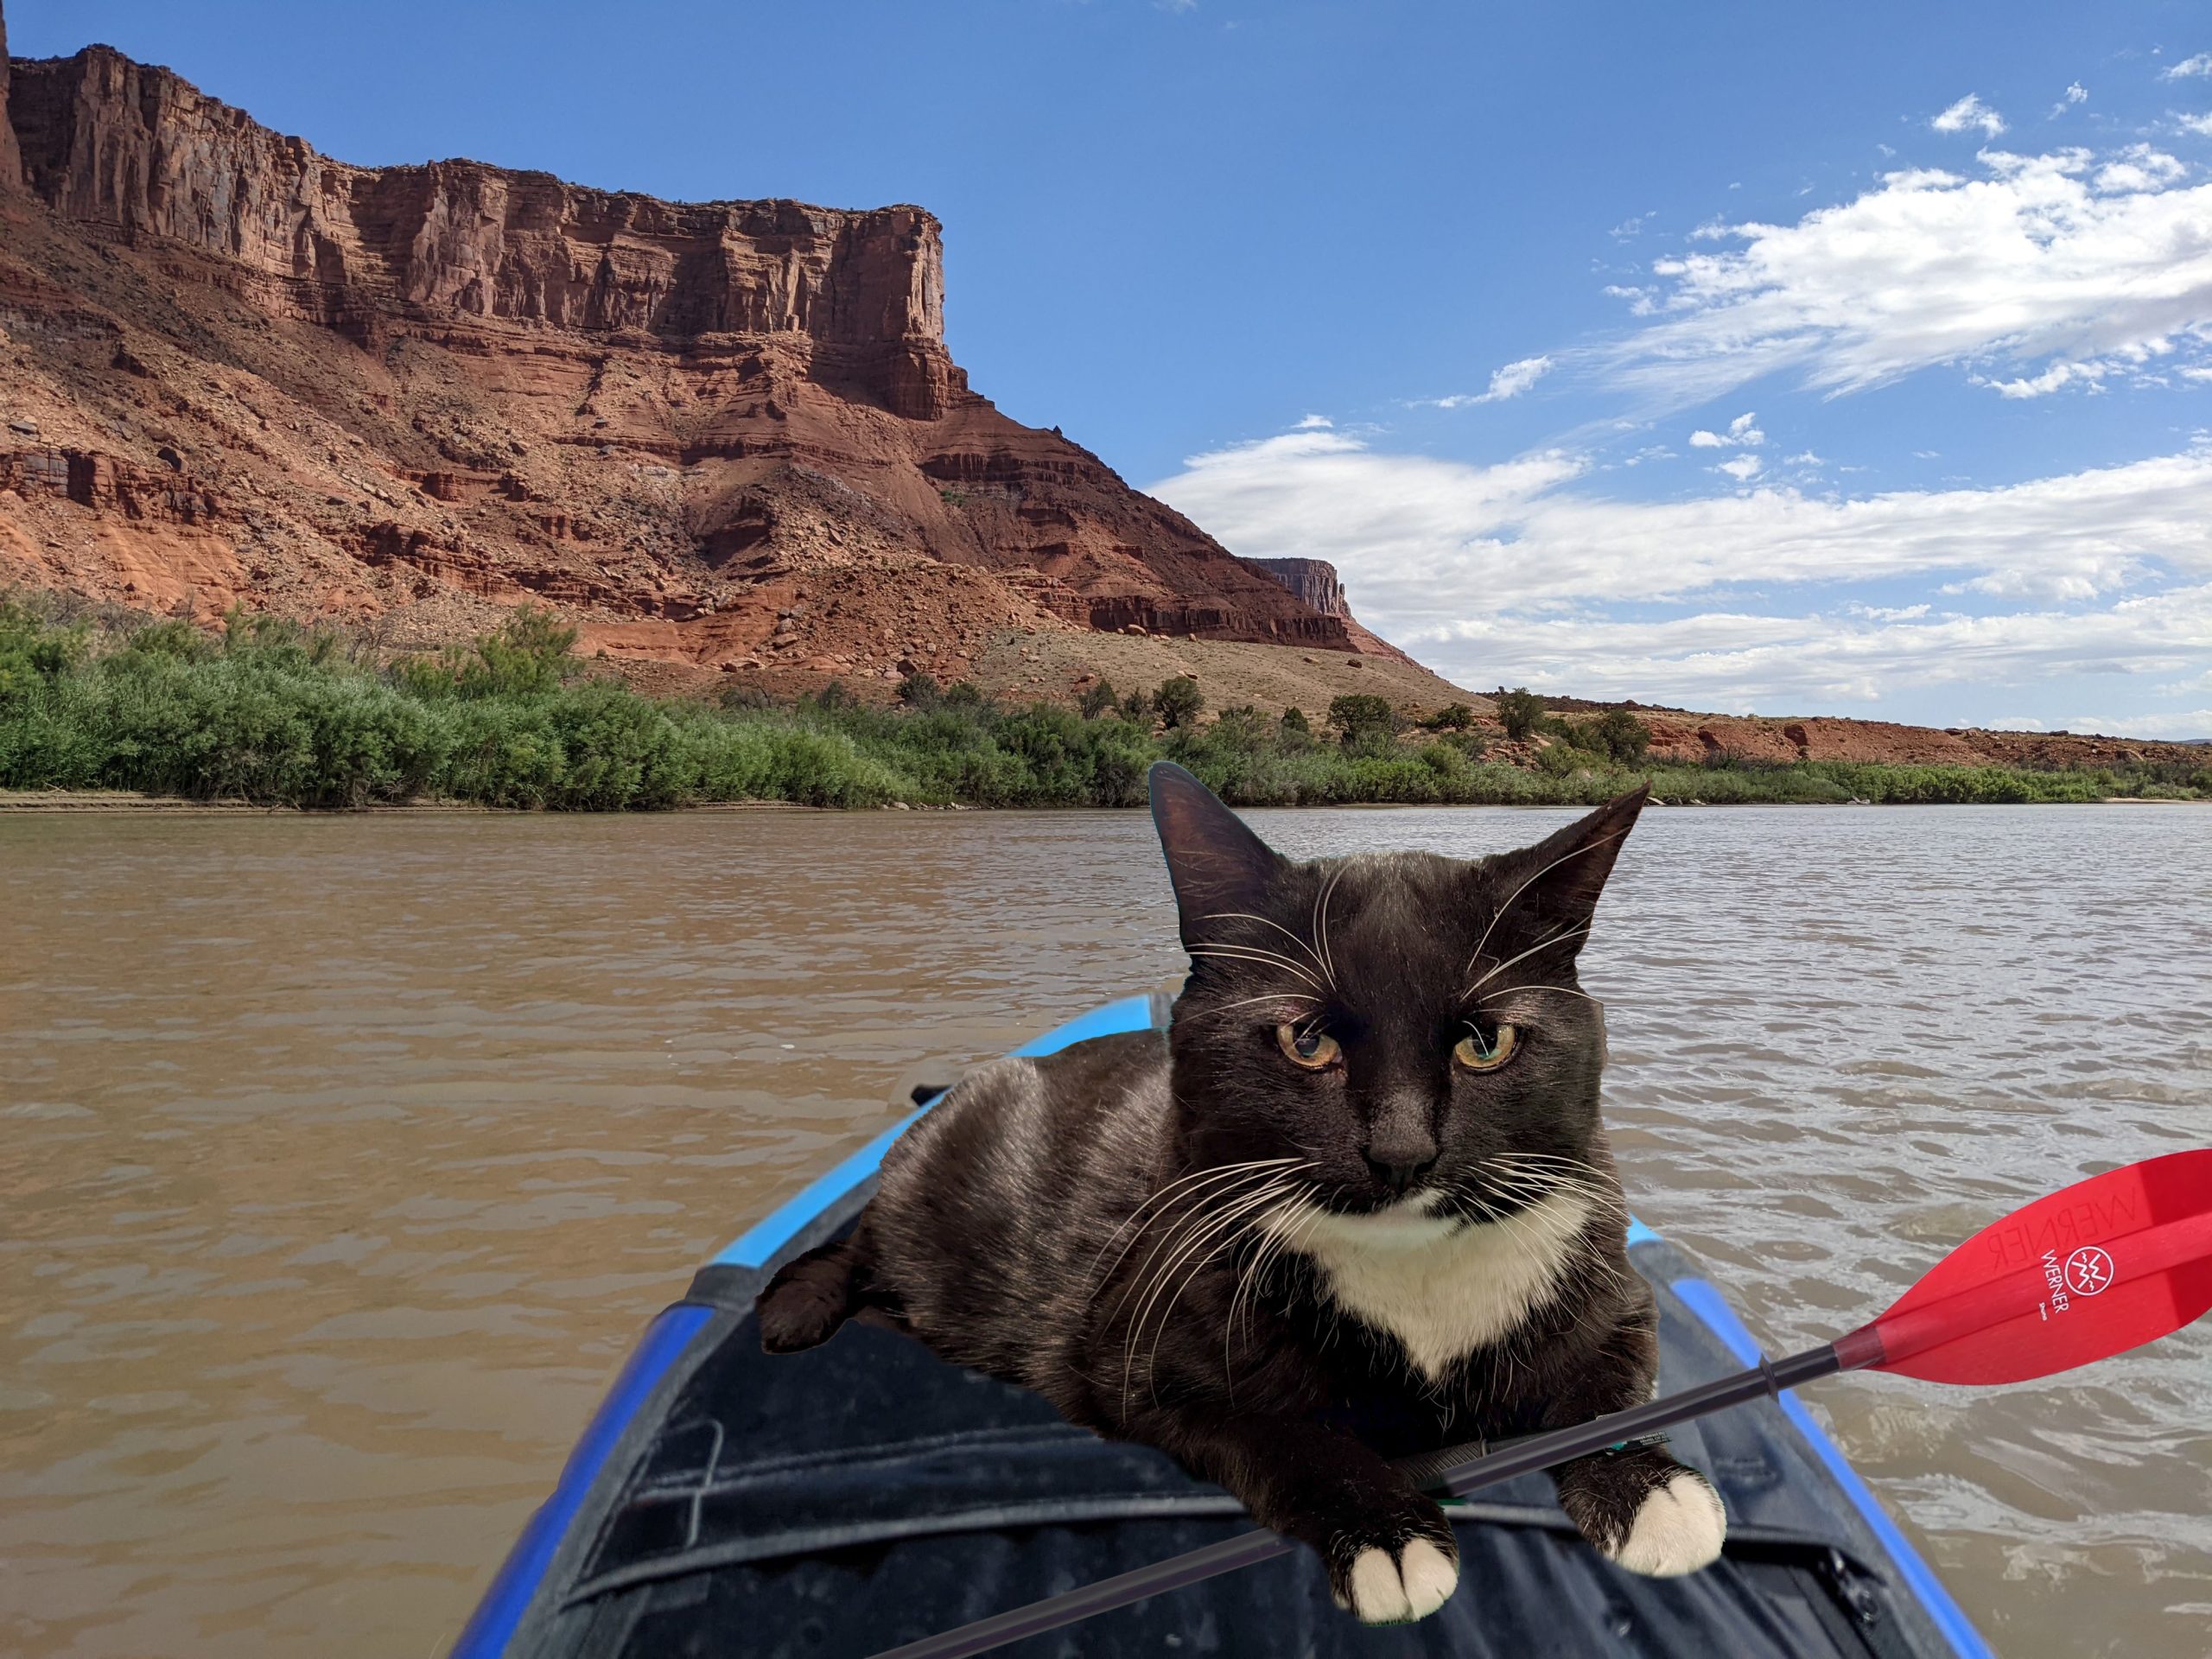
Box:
(2160, 53), (2212, 81)
(1418, 354), (1554, 408)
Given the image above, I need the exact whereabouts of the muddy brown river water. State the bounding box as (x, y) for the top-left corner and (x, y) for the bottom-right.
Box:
(3, 804), (2209, 1657)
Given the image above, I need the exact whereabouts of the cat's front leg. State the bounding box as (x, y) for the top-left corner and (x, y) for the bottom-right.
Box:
(1552, 1440), (1726, 1576)
(1125, 1406), (1459, 1624)
(1540, 1330), (1726, 1577)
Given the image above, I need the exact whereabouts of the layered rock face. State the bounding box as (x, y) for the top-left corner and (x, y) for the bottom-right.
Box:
(1253, 556), (1346, 617)
(0, 19), (1358, 683)
(0, 6), (21, 189)
(10, 46), (954, 418)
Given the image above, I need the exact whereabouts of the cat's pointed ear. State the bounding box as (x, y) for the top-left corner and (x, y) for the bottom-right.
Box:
(1477, 784), (1649, 958)
(1148, 762), (1283, 947)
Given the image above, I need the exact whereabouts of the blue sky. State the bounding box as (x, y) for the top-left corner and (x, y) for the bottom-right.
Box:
(14, 1), (2212, 734)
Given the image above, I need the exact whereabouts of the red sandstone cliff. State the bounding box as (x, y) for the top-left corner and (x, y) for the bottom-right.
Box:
(0, 22), (1363, 681)
(0, 8), (22, 191)
(1250, 556), (1414, 664)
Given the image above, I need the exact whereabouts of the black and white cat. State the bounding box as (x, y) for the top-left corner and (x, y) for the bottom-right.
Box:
(757, 761), (1724, 1624)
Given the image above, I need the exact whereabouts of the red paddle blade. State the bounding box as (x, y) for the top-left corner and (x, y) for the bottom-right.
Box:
(1850, 1149), (2212, 1385)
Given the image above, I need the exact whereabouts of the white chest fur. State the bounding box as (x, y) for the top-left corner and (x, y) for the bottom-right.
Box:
(1279, 1191), (1594, 1381)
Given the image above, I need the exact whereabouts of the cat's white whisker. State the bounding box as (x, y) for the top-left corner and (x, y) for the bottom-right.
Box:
(1483, 1168), (1629, 1230)
(1481, 1163), (1635, 1299)
(1315, 861), (1347, 989)
(1188, 992), (1322, 1020)
(1220, 1186), (1312, 1400)
(1185, 944), (1327, 992)
(1491, 1154), (1631, 1215)
(1089, 1158), (1304, 1285)
(1459, 922), (1592, 1001)
(1474, 983), (1598, 1007)
(1223, 1182), (1323, 1394)
(1243, 1197), (1326, 1376)
(1124, 1174), (1311, 1409)
(1463, 1185), (1564, 1274)
(1113, 1195), (1261, 1376)
(1102, 1164), (1300, 1322)
(1116, 1172), (1301, 1340)
(1462, 826), (1630, 987)
(1198, 912), (1335, 987)
(1486, 1158), (1624, 1198)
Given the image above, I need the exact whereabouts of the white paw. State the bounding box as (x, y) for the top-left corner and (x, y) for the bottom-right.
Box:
(1336, 1537), (1459, 1624)
(1605, 1472), (1726, 1577)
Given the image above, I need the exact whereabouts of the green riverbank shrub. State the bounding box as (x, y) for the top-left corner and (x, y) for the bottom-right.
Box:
(1494, 686), (1546, 741)
(1152, 675), (1204, 730)
(0, 596), (2202, 810)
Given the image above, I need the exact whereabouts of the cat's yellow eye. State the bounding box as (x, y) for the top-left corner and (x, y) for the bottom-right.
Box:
(1275, 1024), (1342, 1070)
(1454, 1024), (1518, 1071)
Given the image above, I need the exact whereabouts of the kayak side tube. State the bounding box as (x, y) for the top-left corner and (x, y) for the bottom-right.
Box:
(449, 995), (1162, 1659)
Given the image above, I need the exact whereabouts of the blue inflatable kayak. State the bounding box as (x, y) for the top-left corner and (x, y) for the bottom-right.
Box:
(453, 992), (1994, 1659)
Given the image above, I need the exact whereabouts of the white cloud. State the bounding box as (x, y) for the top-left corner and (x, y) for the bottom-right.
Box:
(1980, 359), (2111, 398)
(1425, 355), (1555, 409)
(1154, 424), (1586, 582)
(1715, 453), (1764, 481)
(1153, 424), (2212, 708)
(1160, 425), (2212, 609)
(1591, 146), (2212, 406)
(1933, 93), (2007, 137)
(2057, 708), (2212, 739)
(2162, 54), (2212, 81)
(2180, 113), (2212, 137)
(2093, 144), (2188, 192)
(1689, 411), (1766, 448)
(1392, 589), (2212, 710)
(2063, 81), (2088, 105)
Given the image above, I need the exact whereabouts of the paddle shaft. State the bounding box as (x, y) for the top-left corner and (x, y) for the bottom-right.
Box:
(871, 1339), (1856, 1659)
(1414, 1338), (1849, 1495)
